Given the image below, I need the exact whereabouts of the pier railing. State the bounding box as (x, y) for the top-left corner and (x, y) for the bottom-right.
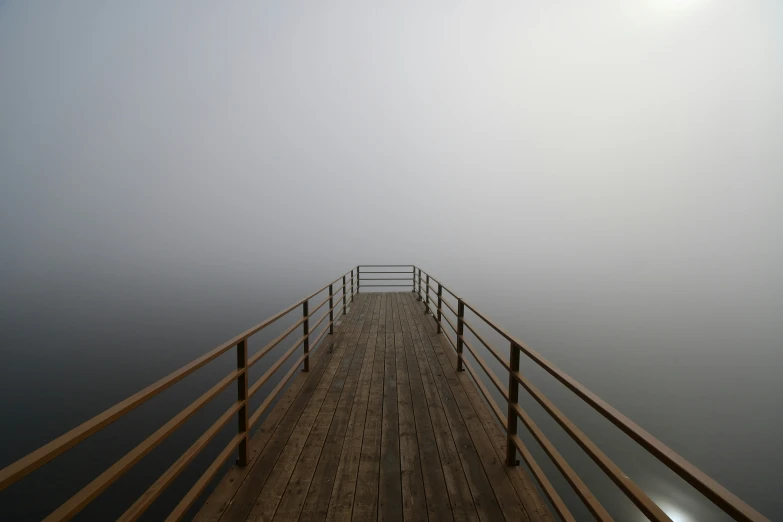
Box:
(411, 266), (767, 522)
(0, 264), (767, 521)
(0, 268), (359, 521)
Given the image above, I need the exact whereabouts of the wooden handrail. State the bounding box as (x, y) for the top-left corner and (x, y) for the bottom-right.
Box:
(460, 337), (508, 401)
(415, 266), (768, 522)
(0, 341), (235, 490)
(355, 270), (414, 273)
(423, 292), (459, 336)
(461, 317), (511, 372)
(166, 433), (245, 522)
(118, 400), (242, 522)
(422, 281), (459, 316)
(42, 368), (245, 521)
(510, 433), (576, 522)
(510, 401), (614, 521)
(0, 268), (358, 521)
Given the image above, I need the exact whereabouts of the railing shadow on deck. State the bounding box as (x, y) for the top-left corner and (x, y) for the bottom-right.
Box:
(0, 264), (769, 521)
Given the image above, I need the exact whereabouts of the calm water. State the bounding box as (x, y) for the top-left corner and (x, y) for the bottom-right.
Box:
(0, 265), (781, 521)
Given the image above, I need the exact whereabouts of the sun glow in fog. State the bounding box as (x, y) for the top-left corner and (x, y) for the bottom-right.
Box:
(655, 501), (694, 522)
(651, 0), (710, 12)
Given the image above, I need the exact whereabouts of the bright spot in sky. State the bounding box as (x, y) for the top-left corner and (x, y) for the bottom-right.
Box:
(651, 0), (710, 12)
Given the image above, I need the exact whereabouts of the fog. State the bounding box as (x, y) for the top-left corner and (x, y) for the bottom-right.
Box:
(1, 1), (781, 520)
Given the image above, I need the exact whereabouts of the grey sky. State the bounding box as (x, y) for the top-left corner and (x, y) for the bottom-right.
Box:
(1, 1), (781, 290)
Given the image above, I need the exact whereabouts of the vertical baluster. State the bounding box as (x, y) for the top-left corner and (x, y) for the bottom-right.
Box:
(417, 269), (422, 300)
(343, 275), (347, 313)
(436, 283), (442, 334)
(236, 339), (249, 466)
(303, 299), (310, 372)
(457, 299), (465, 372)
(329, 283), (334, 335)
(351, 269), (354, 299)
(424, 274), (430, 312)
(506, 342), (521, 466)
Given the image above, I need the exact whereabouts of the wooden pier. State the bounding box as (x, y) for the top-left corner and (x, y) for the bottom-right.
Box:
(196, 292), (550, 522)
(0, 265), (769, 521)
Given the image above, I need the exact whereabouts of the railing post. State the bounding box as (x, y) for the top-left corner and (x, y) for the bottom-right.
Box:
(436, 283), (442, 334)
(236, 338), (249, 466)
(457, 299), (465, 372)
(506, 342), (521, 466)
(417, 269), (422, 300)
(424, 274), (430, 312)
(356, 265), (360, 293)
(351, 269), (354, 299)
(329, 283), (334, 335)
(343, 275), (347, 313)
(302, 299), (310, 372)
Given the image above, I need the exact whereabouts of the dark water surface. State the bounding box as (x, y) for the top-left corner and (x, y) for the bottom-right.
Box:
(0, 266), (780, 521)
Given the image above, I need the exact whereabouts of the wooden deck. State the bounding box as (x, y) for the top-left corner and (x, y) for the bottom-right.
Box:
(196, 292), (552, 522)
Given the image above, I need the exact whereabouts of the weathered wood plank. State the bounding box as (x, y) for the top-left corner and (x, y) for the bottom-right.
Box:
(392, 290), (402, 334)
(395, 294), (427, 522)
(199, 292), (548, 522)
(352, 295), (387, 521)
(217, 295), (368, 521)
(384, 292), (393, 333)
(424, 298), (554, 522)
(246, 296), (370, 521)
(399, 292), (411, 335)
(197, 296), (365, 522)
(378, 296), (403, 522)
(399, 295), (454, 522)
(294, 295), (378, 522)
(323, 295), (382, 522)
(194, 338), (333, 522)
(405, 295), (506, 522)
(418, 293), (530, 522)
(424, 306), (553, 522)
(404, 296), (480, 522)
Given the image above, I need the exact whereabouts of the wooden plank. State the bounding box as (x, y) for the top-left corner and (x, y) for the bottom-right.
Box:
(392, 290), (402, 334)
(214, 296), (368, 521)
(426, 309), (554, 522)
(246, 296), (370, 520)
(420, 301), (552, 520)
(418, 296), (530, 522)
(399, 296), (454, 522)
(294, 296), (378, 522)
(384, 292), (393, 333)
(361, 295), (375, 334)
(405, 295), (506, 522)
(194, 305), (350, 522)
(399, 292), (411, 334)
(274, 311), (368, 520)
(199, 292), (552, 522)
(370, 291), (381, 332)
(378, 297), (403, 522)
(404, 295), (480, 522)
(394, 294), (427, 522)
(352, 296), (387, 521)
(323, 296), (382, 522)
(272, 299), (372, 520)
